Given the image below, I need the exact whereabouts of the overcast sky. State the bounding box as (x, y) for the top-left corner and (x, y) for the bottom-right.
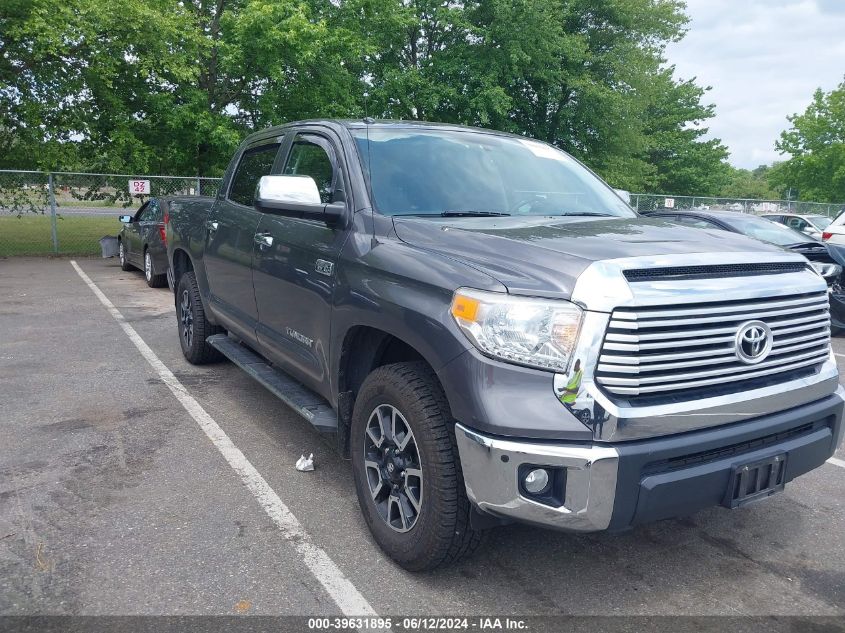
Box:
(665, 0), (845, 169)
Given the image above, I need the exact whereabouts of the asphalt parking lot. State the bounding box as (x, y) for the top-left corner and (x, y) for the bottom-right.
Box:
(2, 257), (845, 618)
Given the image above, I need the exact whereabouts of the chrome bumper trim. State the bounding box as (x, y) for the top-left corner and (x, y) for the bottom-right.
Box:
(454, 423), (619, 532)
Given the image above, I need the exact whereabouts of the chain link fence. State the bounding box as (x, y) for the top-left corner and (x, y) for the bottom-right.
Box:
(0, 170), (222, 256)
(630, 193), (844, 217)
(3, 169), (845, 256)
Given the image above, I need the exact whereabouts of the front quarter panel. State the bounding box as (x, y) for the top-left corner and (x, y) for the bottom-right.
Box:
(331, 218), (503, 392)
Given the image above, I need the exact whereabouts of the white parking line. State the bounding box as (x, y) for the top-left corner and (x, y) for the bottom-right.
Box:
(829, 457), (845, 469)
(70, 261), (377, 617)
(835, 353), (845, 359)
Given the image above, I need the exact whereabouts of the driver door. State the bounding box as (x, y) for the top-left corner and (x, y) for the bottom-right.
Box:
(252, 131), (351, 398)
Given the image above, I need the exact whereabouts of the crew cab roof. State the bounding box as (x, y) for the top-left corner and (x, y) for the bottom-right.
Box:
(242, 118), (526, 143)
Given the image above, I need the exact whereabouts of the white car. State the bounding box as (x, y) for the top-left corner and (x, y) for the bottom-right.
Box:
(761, 212), (833, 239)
(815, 210), (845, 246)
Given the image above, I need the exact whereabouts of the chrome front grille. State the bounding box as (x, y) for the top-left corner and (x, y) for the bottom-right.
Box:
(596, 291), (831, 397)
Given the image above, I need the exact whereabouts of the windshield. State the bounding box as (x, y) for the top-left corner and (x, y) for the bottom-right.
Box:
(352, 128), (635, 218)
(723, 214), (818, 246)
(806, 215), (832, 229)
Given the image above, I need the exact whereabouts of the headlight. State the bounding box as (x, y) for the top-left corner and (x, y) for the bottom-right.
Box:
(450, 288), (583, 372)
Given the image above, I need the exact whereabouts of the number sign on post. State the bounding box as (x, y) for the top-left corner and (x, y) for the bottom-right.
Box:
(129, 179), (151, 195)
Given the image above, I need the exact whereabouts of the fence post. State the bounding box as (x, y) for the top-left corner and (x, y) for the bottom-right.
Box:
(196, 177), (201, 196)
(48, 172), (59, 254)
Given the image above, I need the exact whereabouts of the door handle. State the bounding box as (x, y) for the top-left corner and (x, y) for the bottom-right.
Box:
(206, 220), (219, 233)
(254, 232), (274, 249)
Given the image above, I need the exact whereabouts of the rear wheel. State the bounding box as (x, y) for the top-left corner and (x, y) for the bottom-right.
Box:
(144, 249), (167, 288)
(351, 362), (485, 570)
(176, 271), (223, 364)
(119, 240), (132, 271)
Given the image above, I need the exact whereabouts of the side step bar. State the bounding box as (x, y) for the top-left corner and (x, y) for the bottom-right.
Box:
(206, 334), (337, 434)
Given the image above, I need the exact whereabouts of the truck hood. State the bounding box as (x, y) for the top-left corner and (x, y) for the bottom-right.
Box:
(393, 215), (791, 299)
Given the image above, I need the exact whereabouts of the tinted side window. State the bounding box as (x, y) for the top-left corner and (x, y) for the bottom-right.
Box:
(140, 199), (161, 222)
(229, 144), (281, 206)
(284, 139), (335, 203)
(134, 202), (149, 222)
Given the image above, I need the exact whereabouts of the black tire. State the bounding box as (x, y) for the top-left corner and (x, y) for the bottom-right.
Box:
(176, 271), (224, 364)
(118, 239), (133, 271)
(351, 361), (485, 571)
(144, 249), (167, 288)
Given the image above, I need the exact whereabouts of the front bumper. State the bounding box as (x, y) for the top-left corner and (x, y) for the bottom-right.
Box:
(455, 387), (845, 532)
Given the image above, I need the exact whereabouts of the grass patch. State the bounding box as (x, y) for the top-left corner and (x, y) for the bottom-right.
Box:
(0, 214), (120, 256)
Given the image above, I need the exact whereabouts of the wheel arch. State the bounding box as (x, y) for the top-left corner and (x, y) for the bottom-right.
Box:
(336, 325), (455, 458)
(171, 247), (194, 286)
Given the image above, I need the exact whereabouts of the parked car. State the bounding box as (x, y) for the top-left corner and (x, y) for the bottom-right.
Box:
(641, 208), (845, 333)
(117, 197), (170, 287)
(761, 212), (832, 238)
(166, 120), (843, 571)
(820, 208), (845, 246)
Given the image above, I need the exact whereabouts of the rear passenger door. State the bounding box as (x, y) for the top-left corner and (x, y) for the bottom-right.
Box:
(252, 131), (351, 398)
(204, 139), (283, 342)
(138, 198), (162, 250)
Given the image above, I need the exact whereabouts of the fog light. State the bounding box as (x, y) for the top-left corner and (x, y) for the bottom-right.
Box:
(523, 468), (550, 494)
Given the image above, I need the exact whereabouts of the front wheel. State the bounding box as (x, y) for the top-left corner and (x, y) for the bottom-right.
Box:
(176, 271), (223, 364)
(351, 362), (485, 571)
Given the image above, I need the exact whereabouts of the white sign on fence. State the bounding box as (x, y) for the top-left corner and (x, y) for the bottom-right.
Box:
(664, 197), (675, 208)
(129, 179), (151, 195)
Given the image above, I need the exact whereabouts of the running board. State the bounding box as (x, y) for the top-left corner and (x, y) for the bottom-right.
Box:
(206, 334), (337, 433)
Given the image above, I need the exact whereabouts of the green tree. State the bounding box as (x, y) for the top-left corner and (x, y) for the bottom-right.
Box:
(720, 165), (780, 200)
(1, 0), (218, 173)
(639, 70), (730, 195)
(770, 80), (845, 203)
(1, 0), (732, 190)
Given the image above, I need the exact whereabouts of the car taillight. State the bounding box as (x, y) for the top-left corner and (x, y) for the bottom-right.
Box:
(158, 223), (167, 244)
(822, 231), (833, 241)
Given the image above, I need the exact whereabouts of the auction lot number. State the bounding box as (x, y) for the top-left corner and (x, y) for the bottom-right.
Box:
(308, 617), (527, 631)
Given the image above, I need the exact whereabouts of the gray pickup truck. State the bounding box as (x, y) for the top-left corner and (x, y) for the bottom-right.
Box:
(166, 119), (844, 571)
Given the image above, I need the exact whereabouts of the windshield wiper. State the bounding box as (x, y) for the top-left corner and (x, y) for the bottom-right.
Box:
(787, 242), (825, 249)
(547, 211), (615, 217)
(395, 210), (511, 218)
(440, 210), (511, 217)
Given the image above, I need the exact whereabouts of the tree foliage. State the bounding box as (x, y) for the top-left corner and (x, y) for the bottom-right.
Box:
(720, 165), (779, 200)
(1, 0), (730, 192)
(769, 80), (845, 203)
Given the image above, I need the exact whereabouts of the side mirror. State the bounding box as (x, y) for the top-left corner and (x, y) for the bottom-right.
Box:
(119, 215), (133, 223)
(254, 175), (346, 227)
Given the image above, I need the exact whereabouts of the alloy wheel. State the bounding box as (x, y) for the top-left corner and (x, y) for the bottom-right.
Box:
(145, 252), (152, 281)
(180, 289), (194, 349)
(119, 242), (125, 265)
(363, 404), (423, 533)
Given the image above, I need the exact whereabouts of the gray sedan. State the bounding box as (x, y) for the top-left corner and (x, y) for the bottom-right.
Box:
(117, 197), (169, 287)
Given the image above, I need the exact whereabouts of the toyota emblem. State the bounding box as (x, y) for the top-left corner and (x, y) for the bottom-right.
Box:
(735, 320), (773, 364)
